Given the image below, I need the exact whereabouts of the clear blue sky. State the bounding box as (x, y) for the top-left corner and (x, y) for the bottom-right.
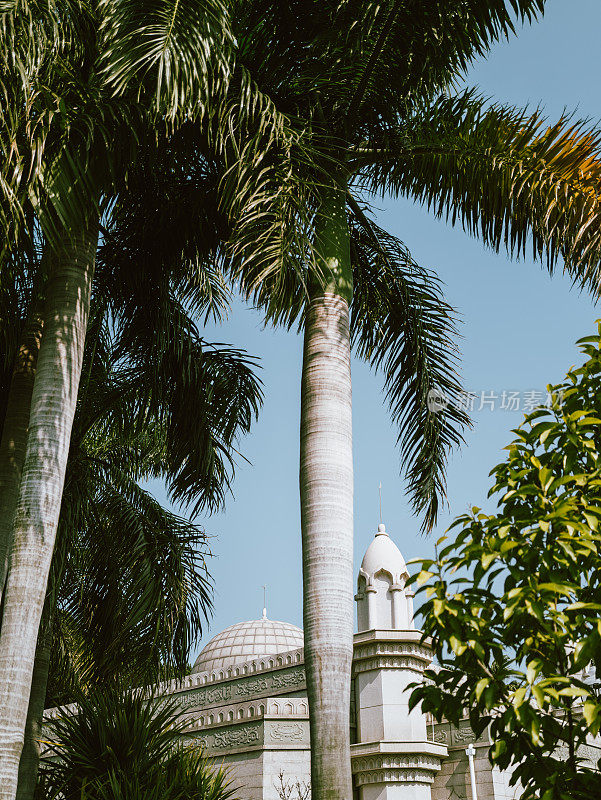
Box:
(146, 0), (601, 659)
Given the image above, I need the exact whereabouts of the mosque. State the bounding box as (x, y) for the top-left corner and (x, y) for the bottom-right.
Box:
(43, 523), (601, 800)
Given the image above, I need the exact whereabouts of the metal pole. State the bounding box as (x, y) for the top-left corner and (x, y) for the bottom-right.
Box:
(466, 743), (478, 800)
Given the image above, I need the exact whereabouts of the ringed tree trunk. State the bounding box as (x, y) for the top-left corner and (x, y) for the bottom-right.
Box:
(0, 304), (45, 597)
(0, 212), (99, 800)
(15, 603), (52, 800)
(300, 185), (354, 800)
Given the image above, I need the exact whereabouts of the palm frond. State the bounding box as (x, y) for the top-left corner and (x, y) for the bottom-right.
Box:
(349, 200), (469, 530)
(85, 282), (262, 514)
(336, 0), (546, 125)
(39, 687), (235, 800)
(105, 341), (262, 515)
(360, 93), (601, 291)
(216, 66), (320, 306)
(230, 0), (545, 131)
(53, 468), (212, 694)
(97, 127), (232, 326)
(98, 0), (233, 122)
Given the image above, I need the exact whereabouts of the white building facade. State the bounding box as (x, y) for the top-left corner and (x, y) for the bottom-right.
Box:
(43, 524), (601, 799)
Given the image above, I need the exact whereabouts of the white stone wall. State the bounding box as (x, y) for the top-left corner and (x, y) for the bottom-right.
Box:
(262, 748), (311, 800)
(355, 668), (428, 743)
(430, 742), (520, 800)
(221, 750), (265, 800)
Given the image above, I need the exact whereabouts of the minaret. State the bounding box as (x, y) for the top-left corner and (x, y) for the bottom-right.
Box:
(355, 523), (414, 632)
(351, 523), (447, 800)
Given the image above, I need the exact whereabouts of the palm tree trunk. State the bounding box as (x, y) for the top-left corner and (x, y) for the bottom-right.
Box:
(15, 605), (52, 800)
(0, 212), (99, 800)
(300, 185), (354, 800)
(0, 303), (44, 597)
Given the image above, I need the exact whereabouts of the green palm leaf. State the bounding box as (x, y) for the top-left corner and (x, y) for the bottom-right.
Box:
(98, 0), (233, 121)
(349, 203), (469, 530)
(361, 93), (601, 289)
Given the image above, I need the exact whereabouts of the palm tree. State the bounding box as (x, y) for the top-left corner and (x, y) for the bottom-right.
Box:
(108, 3), (601, 797)
(8, 279), (261, 798)
(235, 5), (601, 796)
(0, 0), (311, 793)
(0, 2), (230, 790)
(0, 226), (45, 597)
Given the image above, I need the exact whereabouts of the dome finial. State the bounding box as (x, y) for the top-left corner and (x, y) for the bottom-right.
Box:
(262, 584), (267, 620)
(377, 522), (387, 536)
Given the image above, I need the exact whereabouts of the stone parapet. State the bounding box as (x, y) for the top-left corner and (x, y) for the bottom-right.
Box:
(42, 650), (307, 723)
(353, 630), (432, 676)
(181, 696), (309, 732)
(173, 664), (306, 712)
(351, 741), (447, 787)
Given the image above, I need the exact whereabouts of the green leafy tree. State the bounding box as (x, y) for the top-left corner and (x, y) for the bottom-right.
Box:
(410, 322), (601, 800)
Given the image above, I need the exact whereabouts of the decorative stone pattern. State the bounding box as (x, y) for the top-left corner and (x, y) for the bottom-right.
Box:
(185, 722), (263, 753)
(353, 753), (443, 787)
(356, 768), (440, 786)
(180, 696), (309, 732)
(353, 754), (444, 773)
(267, 697), (309, 716)
(430, 721), (491, 749)
(151, 645), (305, 699)
(353, 639), (433, 677)
(179, 684), (233, 709)
(272, 670), (305, 689)
(174, 666), (306, 712)
(183, 719), (310, 755)
(266, 720), (309, 744)
(269, 723), (305, 742)
(235, 678), (269, 697)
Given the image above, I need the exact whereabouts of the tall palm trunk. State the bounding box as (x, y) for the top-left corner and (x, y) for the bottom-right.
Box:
(15, 604), (52, 800)
(300, 185), (354, 800)
(0, 299), (47, 800)
(0, 303), (44, 596)
(0, 212), (99, 800)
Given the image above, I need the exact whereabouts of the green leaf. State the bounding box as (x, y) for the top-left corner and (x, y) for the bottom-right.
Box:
(417, 570), (435, 586)
(526, 659), (542, 684)
(475, 678), (489, 701)
(531, 684), (544, 709)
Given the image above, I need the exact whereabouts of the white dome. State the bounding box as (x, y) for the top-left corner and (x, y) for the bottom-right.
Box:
(360, 524), (408, 583)
(192, 617), (304, 674)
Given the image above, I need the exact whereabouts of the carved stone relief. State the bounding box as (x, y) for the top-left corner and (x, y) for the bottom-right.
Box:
(174, 667), (306, 711)
(269, 722), (306, 742)
(184, 723), (262, 753)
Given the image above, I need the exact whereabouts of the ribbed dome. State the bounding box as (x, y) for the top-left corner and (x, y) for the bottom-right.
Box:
(192, 618), (304, 674)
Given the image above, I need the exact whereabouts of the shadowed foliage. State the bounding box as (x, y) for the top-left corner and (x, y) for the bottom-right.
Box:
(37, 687), (235, 800)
